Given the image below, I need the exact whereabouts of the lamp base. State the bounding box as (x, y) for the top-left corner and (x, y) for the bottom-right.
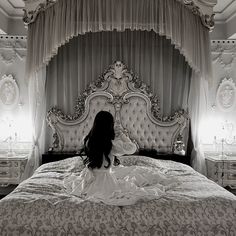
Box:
(7, 150), (15, 157)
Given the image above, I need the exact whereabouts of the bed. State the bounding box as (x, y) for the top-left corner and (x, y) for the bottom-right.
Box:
(0, 62), (236, 235)
(46, 61), (190, 162)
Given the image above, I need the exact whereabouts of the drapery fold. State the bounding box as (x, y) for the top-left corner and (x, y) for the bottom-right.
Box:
(45, 30), (192, 151)
(26, 0), (212, 82)
(46, 30), (191, 115)
(22, 67), (46, 180)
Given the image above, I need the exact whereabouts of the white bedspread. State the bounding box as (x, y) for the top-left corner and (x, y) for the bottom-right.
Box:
(0, 155), (235, 235)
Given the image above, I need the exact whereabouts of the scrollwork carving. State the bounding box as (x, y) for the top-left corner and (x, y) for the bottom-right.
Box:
(48, 61), (163, 122)
(180, 0), (215, 30)
(47, 61), (189, 124)
(47, 61), (189, 153)
(23, 0), (56, 25)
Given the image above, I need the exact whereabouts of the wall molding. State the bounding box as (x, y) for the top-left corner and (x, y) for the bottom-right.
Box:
(216, 77), (236, 112)
(0, 35), (27, 65)
(211, 40), (236, 70)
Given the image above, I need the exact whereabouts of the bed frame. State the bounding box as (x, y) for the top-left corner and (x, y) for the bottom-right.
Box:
(46, 61), (189, 162)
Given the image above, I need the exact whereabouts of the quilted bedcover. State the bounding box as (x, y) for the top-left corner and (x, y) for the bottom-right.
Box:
(0, 155), (236, 236)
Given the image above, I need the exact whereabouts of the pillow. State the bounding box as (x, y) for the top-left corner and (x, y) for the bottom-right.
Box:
(138, 148), (191, 166)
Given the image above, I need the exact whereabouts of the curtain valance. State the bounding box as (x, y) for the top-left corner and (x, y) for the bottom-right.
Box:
(25, 0), (212, 82)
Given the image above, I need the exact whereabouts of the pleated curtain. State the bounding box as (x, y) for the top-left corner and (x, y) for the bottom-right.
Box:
(26, 0), (211, 81)
(46, 30), (191, 115)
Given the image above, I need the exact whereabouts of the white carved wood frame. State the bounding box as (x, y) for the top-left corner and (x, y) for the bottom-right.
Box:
(0, 74), (19, 110)
(216, 78), (236, 112)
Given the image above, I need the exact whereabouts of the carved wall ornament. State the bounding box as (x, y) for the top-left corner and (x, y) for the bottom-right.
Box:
(0, 75), (20, 110)
(23, 0), (57, 24)
(211, 40), (236, 70)
(0, 36), (27, 65)
(216, 78), (236, 112)
(180, 0), (215, 30)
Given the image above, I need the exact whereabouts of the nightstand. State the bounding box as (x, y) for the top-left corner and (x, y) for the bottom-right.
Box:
(0, 154), (28, 195)
(205, 154), (236, 189)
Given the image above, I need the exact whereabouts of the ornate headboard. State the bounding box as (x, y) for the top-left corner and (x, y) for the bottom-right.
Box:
(47, 61), (189, 155)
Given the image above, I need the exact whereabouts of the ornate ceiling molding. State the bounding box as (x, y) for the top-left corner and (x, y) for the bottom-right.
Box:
(23, 0), (56, 24)
(22, 0), (216, 30)
(0, 35), (27, 65)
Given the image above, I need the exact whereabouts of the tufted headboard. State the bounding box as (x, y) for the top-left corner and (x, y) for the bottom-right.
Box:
(47, 61), (189, 155)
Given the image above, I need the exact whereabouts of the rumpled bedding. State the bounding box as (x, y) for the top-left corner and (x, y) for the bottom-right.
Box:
(0, 155), (235, 236)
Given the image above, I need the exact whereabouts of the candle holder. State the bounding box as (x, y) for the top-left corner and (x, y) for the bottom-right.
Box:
(0, 117), (18, 157)
(213, 135), (236, 160)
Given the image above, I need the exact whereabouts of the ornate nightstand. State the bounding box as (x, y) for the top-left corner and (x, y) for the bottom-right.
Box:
(0, 154), (28, 195)
(205, 154), (236, 189)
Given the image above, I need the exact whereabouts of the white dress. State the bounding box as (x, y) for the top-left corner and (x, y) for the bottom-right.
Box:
(64, 134), (173, 206)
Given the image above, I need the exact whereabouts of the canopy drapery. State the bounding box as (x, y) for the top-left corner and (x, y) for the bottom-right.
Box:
(26, 0), (212, 82)
(24, 0), (213, 177)
(44, 30), (192, 151)
(46, 30), (191, 115)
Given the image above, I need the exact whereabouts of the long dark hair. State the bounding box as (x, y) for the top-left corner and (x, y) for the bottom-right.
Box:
(81, 111), (115, 169)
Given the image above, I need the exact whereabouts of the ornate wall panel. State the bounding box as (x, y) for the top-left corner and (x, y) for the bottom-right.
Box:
(0, 35), (27, 65)
(205, 40), (236, 145)
(0, 35), (30, 142)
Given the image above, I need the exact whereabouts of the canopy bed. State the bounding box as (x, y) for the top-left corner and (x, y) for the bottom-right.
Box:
(21, 0), (214, 177)
(1, 0), (236, 235)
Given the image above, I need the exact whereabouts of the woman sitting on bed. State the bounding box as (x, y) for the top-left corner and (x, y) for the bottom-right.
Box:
(64, 111), (172, 205)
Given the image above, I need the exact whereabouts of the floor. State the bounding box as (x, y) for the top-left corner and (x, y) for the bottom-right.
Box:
(0, 185), (16, 199)
(225, 186), (236, 196)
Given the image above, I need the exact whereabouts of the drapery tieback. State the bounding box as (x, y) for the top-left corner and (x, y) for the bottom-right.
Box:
(33, 140), (39, 149)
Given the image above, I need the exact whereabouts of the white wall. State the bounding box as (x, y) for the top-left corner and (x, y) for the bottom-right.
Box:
(201, 40), (236, 150)
(7, 18), (27, 36)
(210, 23), (227, 40)
(0, 10), (8, 34)
(0, 35), (31, 142)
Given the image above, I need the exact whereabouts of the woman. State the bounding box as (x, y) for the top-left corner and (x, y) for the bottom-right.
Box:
(64, 111), (169, 205)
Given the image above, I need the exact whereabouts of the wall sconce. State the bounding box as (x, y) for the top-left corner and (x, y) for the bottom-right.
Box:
(213, 120), (236, 158)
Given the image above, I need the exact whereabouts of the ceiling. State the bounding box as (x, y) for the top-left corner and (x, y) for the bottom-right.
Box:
(0, 0), (235, 38)
(0, 0), (24, 19)
(214, 0), (236, 22)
